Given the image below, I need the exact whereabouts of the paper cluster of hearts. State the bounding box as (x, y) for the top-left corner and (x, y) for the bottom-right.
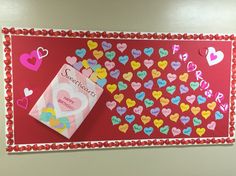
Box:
(2, 27), (235, 153)
(29, 64), (103, 138)
(67, 40), (231, 138)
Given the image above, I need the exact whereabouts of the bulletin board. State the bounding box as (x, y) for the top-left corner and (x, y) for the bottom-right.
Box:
(2, 27), (235, 153)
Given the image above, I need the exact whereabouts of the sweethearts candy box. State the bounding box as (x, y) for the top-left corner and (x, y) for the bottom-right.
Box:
(29, 64), (103, 138)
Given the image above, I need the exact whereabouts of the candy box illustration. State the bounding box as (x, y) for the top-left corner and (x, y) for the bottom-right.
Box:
(29, 64), (103, 138)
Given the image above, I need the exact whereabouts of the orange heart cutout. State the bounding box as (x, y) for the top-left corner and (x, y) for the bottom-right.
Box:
(207, 102), (216, 111)
(119, 124), (129, 133)
(170, 113), (179, 122)
(114, 93), (124, 103)
(191, 107), (201, 115)
(93, 50), (104, 59)
(151, 69), (161, 78)
(123, 72), (133, 81)
(141, 115), (151, 125)
(160, 97), (169, 106)
(179, 73), (189, 82)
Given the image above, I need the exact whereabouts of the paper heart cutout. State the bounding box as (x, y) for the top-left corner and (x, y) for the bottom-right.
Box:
(206, 47), (224, 66)
(19, 50), (42, 71)
(52, 83), (88, 118)
(37, 47), (48, 59)
(24, 88), (33, 97)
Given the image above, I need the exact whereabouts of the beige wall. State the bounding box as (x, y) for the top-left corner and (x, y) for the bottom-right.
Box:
(0, 0), (236, 176)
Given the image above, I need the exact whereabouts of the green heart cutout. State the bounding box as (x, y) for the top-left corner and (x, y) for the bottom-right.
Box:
(111, 116), (121, 125)
(193, 117), (202, 126)
(159, 48), (168, 57)
(160, 125), (169, 134)
(133, 124), (143, 133)
(166, 85), (176, 95)
(144, 98), (154, 108)
(190, 82), (199, 91)
(137, 71), (147, 80)
(118, 81), (128, 90)
(105, 51), (116, 60)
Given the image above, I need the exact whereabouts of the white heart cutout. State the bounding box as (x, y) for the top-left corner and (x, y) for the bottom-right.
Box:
(206, 47), (224, 66)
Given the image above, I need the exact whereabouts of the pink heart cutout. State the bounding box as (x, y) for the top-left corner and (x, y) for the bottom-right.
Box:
(19, 50), (42, 71)
(57, 90), (82, 111)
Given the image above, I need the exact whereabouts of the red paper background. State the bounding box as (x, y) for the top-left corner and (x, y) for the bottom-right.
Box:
(11, 36), (232, 144)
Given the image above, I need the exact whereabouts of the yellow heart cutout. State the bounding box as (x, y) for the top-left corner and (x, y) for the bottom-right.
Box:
(196, 128), (206, 137)
(153, 119), (164, 128)
(106, 84), (117, 93)
(118, 123), (129, 133)
(157, 60), (168, 70)
(93, 50), (104, 60)
(42, 107), (56, 116)
(201, 110), (211, 119)
(126, 98), (136, 108)
(160, 97), (169, 107)
(170, 113), (179, 122)
(96, 68), (107, 79)
(49, 118), (60, 127)
(151, 69), (161, 78)
(180, 103), (190, 112)
(191, 107), (201, 115)
(114, 93), (124, 103)
(179, 73), (189, 82)
(87, 40), (98, 50)
(123, 72), (133, 82)
(89, 72), (98, 82)
(152, 91), (162, 100)
(82, 59), (90, 69)
(131, 61), (141, 70)
(207, 102), (216, 111)
(141, 115), (151, 125)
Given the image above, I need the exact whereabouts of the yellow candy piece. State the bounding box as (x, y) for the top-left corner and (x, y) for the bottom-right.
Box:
(191, 107), (201, 115)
